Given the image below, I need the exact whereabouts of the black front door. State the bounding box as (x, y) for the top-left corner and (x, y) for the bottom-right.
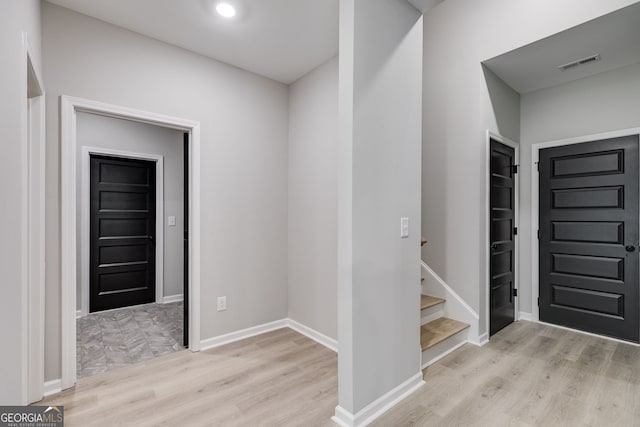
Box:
(489, 139), (516, 336)
(90, 155), (156, 313)
(539, 136), (640, 342)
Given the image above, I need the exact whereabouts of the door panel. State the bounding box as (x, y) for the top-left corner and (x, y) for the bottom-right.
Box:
(90, 155), (156, 312)
(489, 139), (517, 336)
(539, 136), (639, 342)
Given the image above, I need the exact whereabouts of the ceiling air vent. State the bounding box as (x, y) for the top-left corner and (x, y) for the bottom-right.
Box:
(558, 54), (601, 72)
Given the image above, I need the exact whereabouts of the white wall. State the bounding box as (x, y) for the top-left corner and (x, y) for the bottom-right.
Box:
(43, 3), (289, 381)
(0, 0), (41, 405)
(288, 57), (338, 340)
(518, 61), (640, 315)
(421, 0), (639, 337)
(76, 112), (185, 311)
(337, 0), (423, 417)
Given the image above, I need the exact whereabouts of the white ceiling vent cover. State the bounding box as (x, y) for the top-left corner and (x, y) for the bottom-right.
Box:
(558, 54), (601, 71)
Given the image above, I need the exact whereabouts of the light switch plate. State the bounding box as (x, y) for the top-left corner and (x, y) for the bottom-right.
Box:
(400, 217), (409, 238)
(168, 216), (176, 226)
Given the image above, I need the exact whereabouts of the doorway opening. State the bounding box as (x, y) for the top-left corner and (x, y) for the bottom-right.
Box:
(76, 115), (189, 379)
(61, 96), (201, 389)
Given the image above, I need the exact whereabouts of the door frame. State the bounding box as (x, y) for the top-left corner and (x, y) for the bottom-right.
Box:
(61, 96), (202, 390)
(485, 130), (520, 338)
(531, 126), (640, 324)
(22, 33), (46, 404)
(80, 147), (165, 317)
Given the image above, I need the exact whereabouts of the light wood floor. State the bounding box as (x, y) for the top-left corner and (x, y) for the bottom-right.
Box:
(41, 321), (640, 426)
(375, 321), (640, 426)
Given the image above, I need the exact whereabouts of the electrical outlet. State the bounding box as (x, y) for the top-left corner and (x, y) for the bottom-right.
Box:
(217, 296), (227, 312)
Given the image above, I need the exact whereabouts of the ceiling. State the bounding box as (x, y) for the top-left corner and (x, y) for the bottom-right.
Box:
(46, 0), (339, 84)
(407, 0), (444, 14)
(484, 2), (640, 94)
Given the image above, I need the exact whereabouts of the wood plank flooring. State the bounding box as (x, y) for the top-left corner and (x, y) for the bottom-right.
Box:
(420, 294), (445, 310)
(376, 320), (640, 426)
(420, 317), (469, 350)
(40, 321), (640, 426)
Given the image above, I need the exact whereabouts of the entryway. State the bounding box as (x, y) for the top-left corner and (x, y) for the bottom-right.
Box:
(77, 114), (189, 378)
(60, 96), (202, 389)
(537, 135), (640, 343)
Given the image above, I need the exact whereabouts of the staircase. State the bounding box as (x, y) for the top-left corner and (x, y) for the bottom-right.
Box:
(420, 237), (470, 368)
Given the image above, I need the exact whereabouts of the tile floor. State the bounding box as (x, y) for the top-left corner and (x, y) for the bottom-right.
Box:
(76, 302), (184, 378)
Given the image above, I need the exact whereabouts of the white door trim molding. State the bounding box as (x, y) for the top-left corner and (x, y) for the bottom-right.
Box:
(485, 130), (519, 339)
(80, 146), (165, 318)
(61, 95), (202, 390)
(23, 32), (46, 405)
(531, 126), (640, 322)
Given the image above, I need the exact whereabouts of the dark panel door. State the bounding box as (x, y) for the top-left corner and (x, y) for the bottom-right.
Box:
(90, 155), (156, 312)
(183, 133), (189, 347)
(539, 136), (639, 342)
(489, 139), (516, 336)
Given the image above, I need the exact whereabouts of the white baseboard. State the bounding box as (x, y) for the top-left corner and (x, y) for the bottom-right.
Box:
(162, 294), (184, 304)
(332, 372), (425, 427)
(470, 332), (489, 347)
(43, 379), (62, 397)
(518, 312), (533, 321)
(200, 319), (289, 351)
(76, 310), (82, 319)
(286, 319), (337, 352)
(200, 318), (338, 353)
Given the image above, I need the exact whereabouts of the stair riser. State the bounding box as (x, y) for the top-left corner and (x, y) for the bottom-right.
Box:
(421, 329), (468, 369)
(421, 308), (445, 325)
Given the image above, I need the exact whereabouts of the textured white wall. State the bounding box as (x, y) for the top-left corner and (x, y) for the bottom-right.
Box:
(0, 0), (42, 405)
(421, 0), (639, 336)
(518, 61), (640, 315)
(43, 3), (289, 381)
(287, 57), (338, 340)
(76, 112), (185, 310)
(338, 0), (423, 415)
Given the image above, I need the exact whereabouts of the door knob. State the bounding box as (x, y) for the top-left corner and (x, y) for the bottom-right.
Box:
(491, 243), (498, 251)
(625, 245), (636, 253)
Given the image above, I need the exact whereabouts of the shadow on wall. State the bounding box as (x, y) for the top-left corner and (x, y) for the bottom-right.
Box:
(482, 64), (521, 143)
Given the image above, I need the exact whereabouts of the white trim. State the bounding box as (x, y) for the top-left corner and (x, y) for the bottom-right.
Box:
(287, 319), (338, 352)
(518, 312), (533, 322)
(162, 294), (184, 304)
(43, 379), (62, 398)
(331, 372), (425, 427)
(199, 318), (338, 353)
(23, 32), (46, 405)
(199, 319), (289, 351)
(76, 310), (82, 319)
(61, 96), (201, 390)
(472, 333), (489, 347)
(485, 130), (520, 343)
(80, 146), (165, 317)
(531, 126), (640, 324)
(421, 261), (478, 319)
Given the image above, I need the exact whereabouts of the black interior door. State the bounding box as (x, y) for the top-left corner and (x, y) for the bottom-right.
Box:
(90, 155), (156, 312)
(183, 133), (189, 347)
(490, 139), (516, 336)
(539, 136), (639, 342)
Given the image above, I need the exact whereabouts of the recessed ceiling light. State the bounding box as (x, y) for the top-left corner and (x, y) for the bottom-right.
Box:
(216, 3), (236, 18)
